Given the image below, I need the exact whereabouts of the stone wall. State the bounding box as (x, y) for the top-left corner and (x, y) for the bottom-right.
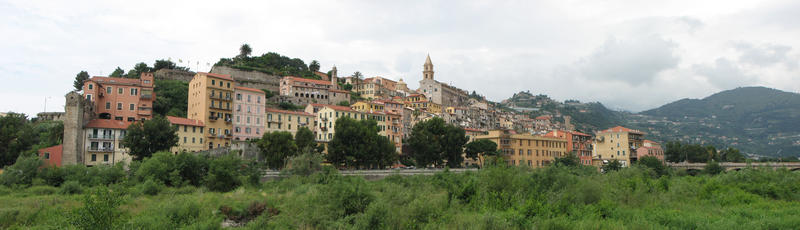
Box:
(154, 69), (196, 82)
(210, 66), (282, 93)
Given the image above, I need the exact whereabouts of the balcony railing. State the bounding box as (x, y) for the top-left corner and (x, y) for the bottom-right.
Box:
(88, 134), (114, 140)
(140, 94), (152, 100)
(88, 146), (114, 152)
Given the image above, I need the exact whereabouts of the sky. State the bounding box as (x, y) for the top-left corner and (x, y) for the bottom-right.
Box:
(2, 0), (799, 116)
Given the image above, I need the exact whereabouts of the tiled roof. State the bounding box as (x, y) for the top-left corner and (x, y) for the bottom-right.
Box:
(330, 89), (349, 93)
(598, 126), (645, 134)
(85, 119), (133, 129)
(463, 128), (485, 132)
(535, 115), (551, 120)
(89, 77), (142, 85)
(571, 131), (591, 136)
(199, 72), (233, 81)
(166, 116), (204, 127)
(234, 86), (264, 94)
(265, 108), (314, 116)
(311, 103), (352, 111)
(285, 76), (332, 85)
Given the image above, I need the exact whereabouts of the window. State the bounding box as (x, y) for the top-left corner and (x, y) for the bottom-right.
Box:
(130, 88), (138, 95)
(257, 97), (261, 103)
(127, 117), (135, 122)
(236, 116), (240, 122)
(184, 137), (187, 143)
(86, 94), (92, 100)
(44, 152), (50, 159)
(105, 102), (111, 110)
(103, 154), (109, 162)
(245, 127), (251, 134)
(118, 88), (123, 94)
(237, 94), (242, 100)
(247, 95), (251, 102)
(117, 103), (123, 110)
(129, 103), (135, 111)
(519, 149), (523, 155)
(256, 118), (260, 124)
(246, 117), (250, 124)
(200, 138), (203, 143)
(106, 87), (112, 94)
(192, 126), (196, 132)
(144, 80), (151, 84)
(192, 137), (196, 143)
(91, 154), (96, 162)
(227, 82), (230, 88)
(88, 84), (93, 90)
(211, 79), (215, 85)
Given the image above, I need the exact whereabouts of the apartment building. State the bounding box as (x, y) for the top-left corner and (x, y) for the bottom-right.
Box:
(545, 130), (594, 166)
(265, 108), (315, 136)
(356, 76), (398, 99)
(475, 129), (568, 168)
(167, 116), (205, 154)
(592, 126), (646, 167)
(279, 76), (349, 106)
(306, 104), (387, 143)
(82, 119), (133, 166)
(637, 140), (665, 162)
(82, 73), (155, 122)
(188, 72), (234, 149)
(233, 86), (265, 141)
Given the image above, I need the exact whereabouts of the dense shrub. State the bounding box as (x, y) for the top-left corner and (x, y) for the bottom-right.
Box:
(59, 181), (83, 195)
(284, 149), (323, 176)
(139, 178), (164, 196)
(69, 188), (125, 229)
(0, 155), (41, 187)
(135, 151), (209, 187)
(205, 154), (243, 192)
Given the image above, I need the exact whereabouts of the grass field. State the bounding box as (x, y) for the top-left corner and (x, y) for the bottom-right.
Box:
(1, 162), (799, 229)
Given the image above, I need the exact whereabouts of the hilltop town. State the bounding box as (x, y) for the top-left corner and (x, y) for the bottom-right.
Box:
(28, 47), (672, 169)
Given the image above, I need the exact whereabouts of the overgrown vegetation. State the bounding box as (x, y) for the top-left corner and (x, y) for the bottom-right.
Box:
(1, 157), (799, 229)
(215, 44), (319, 79)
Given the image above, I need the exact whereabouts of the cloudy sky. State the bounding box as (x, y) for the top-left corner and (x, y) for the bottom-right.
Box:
(2, 0), (799, 116)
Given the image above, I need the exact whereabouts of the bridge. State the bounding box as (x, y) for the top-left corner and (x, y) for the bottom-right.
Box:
(667, 162), (800, 172)
(262, 168), (479, 180)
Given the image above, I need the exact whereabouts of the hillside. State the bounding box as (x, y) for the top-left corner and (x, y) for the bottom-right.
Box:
(501, 91), (624, 133)
(636, 87), (800, 157)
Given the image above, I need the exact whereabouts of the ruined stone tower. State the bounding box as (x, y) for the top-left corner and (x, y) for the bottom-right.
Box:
(62, 91), (95, 166)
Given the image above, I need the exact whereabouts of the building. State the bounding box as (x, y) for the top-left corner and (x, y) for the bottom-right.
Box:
(82, 73), (155, 122)
(233, 86), (266, 141)
(188, 72), (235, 149)
(417, 55), (469, 107)
(82, 119), (133, 166)
(167, 116), (205, 154)
(306, 104), (388, 148)
(545, 130), (594, 166)
(463, 128), (488, 167)
(265, 108), (315, 136)
(279, 76), (349, 106)
(637, 140), (665, 162)
(356, 76), (399, 99)
(592, 126), (646, 167)
(38, 145), (63, 167)
(475, 129), (568, 168)
(351, 101), (385, 112)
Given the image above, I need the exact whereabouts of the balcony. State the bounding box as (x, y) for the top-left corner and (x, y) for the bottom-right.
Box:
(88, 146), (114, 152)
(320, 126), (328, 131)
(208, 116), (218, 121)
(225, 117), (232, 123)
(88, 134), (114, 140)
(140, 94), (152, 100)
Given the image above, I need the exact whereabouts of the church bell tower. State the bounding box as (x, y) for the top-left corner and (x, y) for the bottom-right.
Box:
(423, 54), (434, 80)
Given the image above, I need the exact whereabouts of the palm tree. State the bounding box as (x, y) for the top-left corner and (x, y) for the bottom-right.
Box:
(353, 71), (363, 79)
(309, 60), (320, 72)
(239, 44), (252, 58)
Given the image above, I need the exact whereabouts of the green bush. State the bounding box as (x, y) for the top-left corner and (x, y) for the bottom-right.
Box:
(139, 178), (164, 196)
(284, 149), (323, 176)
(205, 154), (243, 192)
(37, 166), (65, 186)
(135, 152), (209, 187)
(704, 160), (725, 175)
(59, 181), (82, 195)
(69, 187), (125, 229)
(0, 155), (41, 187)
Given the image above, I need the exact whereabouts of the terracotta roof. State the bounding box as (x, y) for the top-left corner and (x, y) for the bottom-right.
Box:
(85, 119), (133, 129)
(330, 89), (349, 93)
(310, 103), (352, 111)
(285, 76), (332, 85)
(89, 77), (142, 85)
(199, 72), (233, 81)
(463, 128), (485, 132)
(644, 140), (659, 144)
(166, 116), (204, 127)
(535, 115), (551, 120)
(265, 108), (314, 116)
(234, 86), (265, 94)
(570, 131), (591, 136)
(598, 126), (645, 134)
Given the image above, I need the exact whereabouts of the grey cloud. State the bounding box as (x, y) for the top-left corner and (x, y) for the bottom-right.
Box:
(692, 58), (755, 89)
(577, 35), (679, 85)
(733, 42), (794, 67)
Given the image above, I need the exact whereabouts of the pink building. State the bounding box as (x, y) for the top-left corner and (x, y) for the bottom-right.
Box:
(233, 86), (266, 141)
(637, 140), (665, 161)
(82, 73), (155, 122)
(38, 145), (63, 167)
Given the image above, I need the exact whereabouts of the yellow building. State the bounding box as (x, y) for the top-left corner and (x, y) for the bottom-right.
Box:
(306, 104), (388, 152)
(265, 108), (315, 136)
(187, 72), (235, 149)
(475, 129), (568, 167)
(592, 126), (645, 167)
(351, 101), (386, 112)
(167, 116), (206, 154)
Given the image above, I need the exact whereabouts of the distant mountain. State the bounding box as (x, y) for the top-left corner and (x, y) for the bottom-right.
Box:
(637, 87), (800, 157)
(500, 87), (800, 157)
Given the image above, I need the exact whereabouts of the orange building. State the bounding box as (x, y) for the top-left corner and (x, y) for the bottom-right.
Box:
(82, 73), (155, 122)
(637, 140), (665, 161)
(545, 130), (594, 166)
(38, 145), (63, 167)
(188, 72), (235, 149)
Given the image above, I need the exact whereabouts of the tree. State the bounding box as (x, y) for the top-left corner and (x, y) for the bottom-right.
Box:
(294, 127), (316, 151)
(121, 116), (178, 161)
(719, 147), (745, 162)
(601, 160), (622, 172)
(337, 101), (350, 106)
(309, 60), (320, 72)
(125, 62), (152, 78)
(0, 113), (36, 167)
(153, 80), (188, 117)
(285, 147), (323, 176)
(73, 71), (90, 91)
(464, 139), (498, 167)
(239, 44), (252, 58)
(258, 131), (297, 169)
(553, 154), (581, 167)
(637, 156), (668, 176)
(407, 117), (468, 168)
(353, 71), (363, 79)
(704, 160), (724, 175)
(109, 67), (125, 77)
(153, 59), (185, 71)
(328, 117), (397, 169)
(342, 83), (353, 91)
